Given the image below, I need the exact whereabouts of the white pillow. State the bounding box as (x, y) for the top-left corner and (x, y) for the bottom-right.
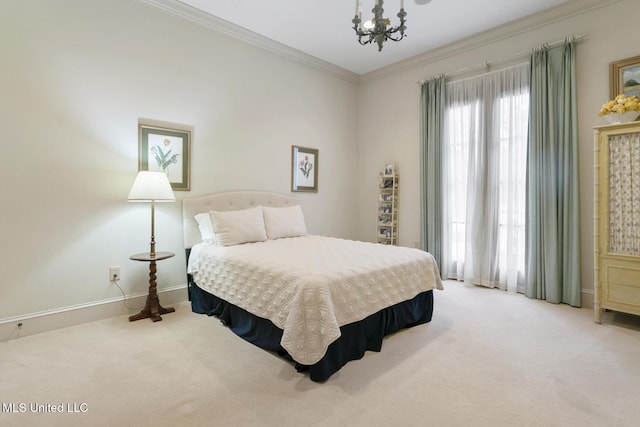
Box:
(262, 205), (307, 240)
(209, 205), (267, 246)
(194, 212), (215, 243)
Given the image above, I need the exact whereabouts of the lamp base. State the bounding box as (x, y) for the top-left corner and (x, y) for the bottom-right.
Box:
(128, 252), (175, 322)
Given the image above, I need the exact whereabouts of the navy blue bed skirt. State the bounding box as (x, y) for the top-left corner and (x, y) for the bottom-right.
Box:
(189, 280), (434, 382)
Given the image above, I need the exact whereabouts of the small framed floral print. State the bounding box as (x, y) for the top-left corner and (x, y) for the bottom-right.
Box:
(291, 145), (318, 193)
(139, 124), (190, 191)
(610, 55), (640, 98)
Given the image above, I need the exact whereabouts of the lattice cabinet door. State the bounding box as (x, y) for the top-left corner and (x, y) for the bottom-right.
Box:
(594, 122), (640, 323)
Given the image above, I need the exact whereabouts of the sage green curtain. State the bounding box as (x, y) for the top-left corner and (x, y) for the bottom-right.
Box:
(526, 41), (581, 306)
(420, 76), (445, 275)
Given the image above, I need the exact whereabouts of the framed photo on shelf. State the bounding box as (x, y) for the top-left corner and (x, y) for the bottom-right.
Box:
(379, 228), (391, 238)
(291, 145), (318, 192)
(384, 163), (394, 176)
(139, 124), (191, 191)
(610, 55), (640, 98)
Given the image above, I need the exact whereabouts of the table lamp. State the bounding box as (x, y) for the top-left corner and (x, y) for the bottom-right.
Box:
(127, 170), (176, 322)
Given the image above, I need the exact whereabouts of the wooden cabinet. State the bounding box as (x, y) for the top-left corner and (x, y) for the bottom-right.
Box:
(377, 167), (398, 245)
(594, 122), (640, 323)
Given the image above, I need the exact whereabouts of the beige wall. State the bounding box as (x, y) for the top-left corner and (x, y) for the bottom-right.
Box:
(356, 0), (631, 306)
(0, 0), (358, 321)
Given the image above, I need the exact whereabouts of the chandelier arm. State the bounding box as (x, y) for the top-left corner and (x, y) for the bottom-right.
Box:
(385, 33), (406, 42)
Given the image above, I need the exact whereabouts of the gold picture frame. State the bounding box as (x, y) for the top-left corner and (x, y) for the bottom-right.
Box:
(139, 124), (191, 191)
(610, 55), (640, 98)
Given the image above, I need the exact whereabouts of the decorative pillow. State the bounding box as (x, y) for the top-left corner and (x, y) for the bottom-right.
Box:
(209, 205), (267, 246)
(262, 204), (307, 240)
(194, 212), (215, 244)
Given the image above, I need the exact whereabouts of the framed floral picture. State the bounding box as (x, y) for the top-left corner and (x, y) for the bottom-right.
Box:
(139, 124), (191, 191)
(291, 145), (318, 192)
(610, 55), (640, 98)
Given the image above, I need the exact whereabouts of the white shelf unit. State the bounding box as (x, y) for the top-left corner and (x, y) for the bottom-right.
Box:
(377, 171), (398, 245)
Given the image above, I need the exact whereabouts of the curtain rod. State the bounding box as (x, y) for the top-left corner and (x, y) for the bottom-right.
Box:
(417, 33), (588, 85)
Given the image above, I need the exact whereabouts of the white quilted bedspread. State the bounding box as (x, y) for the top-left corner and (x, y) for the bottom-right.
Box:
(191, 235), (443, 365)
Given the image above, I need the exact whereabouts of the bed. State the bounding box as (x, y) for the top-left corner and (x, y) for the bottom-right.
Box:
(183, 191), (443, 381)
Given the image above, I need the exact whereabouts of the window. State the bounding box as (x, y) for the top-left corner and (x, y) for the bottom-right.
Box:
(442, 63), (529, 293)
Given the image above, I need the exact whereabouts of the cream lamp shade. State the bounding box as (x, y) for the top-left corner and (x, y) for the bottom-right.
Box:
(127, 170), (175, 258)
(127, 171), (175, 202)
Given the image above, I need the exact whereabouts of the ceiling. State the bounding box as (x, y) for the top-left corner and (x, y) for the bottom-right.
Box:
(172, 0), (572, 75)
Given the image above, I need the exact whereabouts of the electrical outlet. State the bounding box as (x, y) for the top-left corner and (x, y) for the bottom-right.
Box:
(109, 266), (120, 282)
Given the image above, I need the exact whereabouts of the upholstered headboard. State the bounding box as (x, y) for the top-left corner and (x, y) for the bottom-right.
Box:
(182, 191), (301, 249)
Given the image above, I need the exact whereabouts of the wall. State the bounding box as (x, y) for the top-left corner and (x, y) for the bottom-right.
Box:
(0, 0), (358, 329)
(356, 0), (633, 306)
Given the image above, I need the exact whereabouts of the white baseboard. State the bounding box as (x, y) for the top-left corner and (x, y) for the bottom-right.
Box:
(582, 288), (595, 309)
(0, 285), (189, 342)
(1, 285), (594, 342)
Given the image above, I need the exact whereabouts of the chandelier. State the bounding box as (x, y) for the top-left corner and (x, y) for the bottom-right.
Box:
(352, 0), (407, 51)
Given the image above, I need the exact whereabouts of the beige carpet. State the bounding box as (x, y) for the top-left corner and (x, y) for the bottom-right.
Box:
(1, 281), (639, 427)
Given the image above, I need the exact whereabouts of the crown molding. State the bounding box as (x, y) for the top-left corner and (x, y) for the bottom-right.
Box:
(135, 0), (620, 86)
(359, 0), (621, 84)
(136, 0), (360, 84)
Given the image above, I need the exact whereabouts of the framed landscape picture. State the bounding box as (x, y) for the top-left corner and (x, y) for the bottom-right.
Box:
(291, 145), (318, 193)
(610, 55), (640, 98)
(139, 124), (191, 191)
